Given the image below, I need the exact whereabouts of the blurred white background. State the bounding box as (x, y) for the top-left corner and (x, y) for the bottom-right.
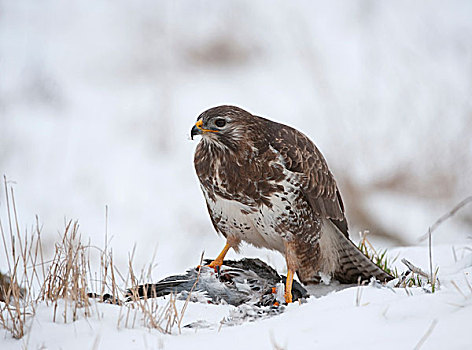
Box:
(1, 0), (471, 277)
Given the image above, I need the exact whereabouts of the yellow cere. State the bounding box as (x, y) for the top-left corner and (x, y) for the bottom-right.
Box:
(195, 119), (219, 133)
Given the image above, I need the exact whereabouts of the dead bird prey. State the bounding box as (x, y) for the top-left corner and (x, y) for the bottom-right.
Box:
(190, 105), (393, 304)
(126, 258), (308, 306)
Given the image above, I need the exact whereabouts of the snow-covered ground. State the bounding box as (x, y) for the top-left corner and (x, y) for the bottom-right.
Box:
(1, 1), (472, 348)
(1, 0), (471, 273)
(2, 243), (472, 350)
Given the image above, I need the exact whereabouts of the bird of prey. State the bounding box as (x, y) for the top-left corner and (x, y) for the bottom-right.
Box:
(126, 258), (308, 306)
(190, 105), (392, 303)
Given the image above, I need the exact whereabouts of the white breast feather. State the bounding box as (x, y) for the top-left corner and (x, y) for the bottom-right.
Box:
(202, 175), (300, 254)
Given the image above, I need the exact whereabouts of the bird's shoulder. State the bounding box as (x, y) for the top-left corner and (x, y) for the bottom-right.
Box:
(254, 116), (347, 225)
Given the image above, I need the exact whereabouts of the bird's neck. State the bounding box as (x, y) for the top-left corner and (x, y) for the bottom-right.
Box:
(195, 138), (259, 184)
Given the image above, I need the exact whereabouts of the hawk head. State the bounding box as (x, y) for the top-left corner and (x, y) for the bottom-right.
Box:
(190, 105), (253, 145)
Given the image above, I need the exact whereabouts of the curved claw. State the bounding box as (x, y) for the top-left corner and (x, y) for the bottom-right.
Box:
(207, 259), (223, 270)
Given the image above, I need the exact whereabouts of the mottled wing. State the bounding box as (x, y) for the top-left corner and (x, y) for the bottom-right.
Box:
(263, 119), (349, 237)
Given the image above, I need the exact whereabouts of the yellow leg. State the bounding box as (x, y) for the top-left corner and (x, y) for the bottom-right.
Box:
(208, 243), (231, 269)
(283, 241), (297, 304)
(284, 269), (294, 303)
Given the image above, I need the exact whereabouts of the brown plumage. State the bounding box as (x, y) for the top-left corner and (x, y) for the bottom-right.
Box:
(190, 105), (392, 302)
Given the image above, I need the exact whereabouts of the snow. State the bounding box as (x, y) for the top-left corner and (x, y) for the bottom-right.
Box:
(1, 0), (471, 274)
(1, 0), (472, 348)
(1, 244), (471, 349)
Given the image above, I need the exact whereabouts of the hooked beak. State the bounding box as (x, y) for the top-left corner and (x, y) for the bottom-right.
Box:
(190, 119), (218, 140)
(190, 124), (201, 140)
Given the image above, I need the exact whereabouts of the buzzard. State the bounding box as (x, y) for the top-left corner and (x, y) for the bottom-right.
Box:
(190, 106), (392, 303)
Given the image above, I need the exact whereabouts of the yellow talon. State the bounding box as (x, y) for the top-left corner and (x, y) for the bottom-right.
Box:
(206, 243), (231, 271)
(207, 258), (223, 269)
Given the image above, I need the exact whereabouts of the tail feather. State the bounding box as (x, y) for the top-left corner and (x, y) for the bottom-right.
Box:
(334, 231), (393, 283)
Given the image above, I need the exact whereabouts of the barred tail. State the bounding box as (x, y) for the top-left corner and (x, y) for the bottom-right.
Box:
(334, 231), (393, 284)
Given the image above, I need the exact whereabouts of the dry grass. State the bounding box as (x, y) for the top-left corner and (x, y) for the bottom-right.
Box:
(41, 221), (92, 321)
(121, 247), (181, 334)
(0, 178), (187, 340)
(357, 231), (442, 291)
(2, 175), (463, 340)
(358, 231), (399, 278)
(0, 178), (42, 339)
(123, 251), (204, 334)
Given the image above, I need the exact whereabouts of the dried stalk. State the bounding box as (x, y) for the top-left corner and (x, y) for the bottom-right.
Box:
(419, 196), (472, 241)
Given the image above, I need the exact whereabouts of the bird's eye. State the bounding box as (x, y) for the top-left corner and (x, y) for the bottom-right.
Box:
(214, 118), (226, 128)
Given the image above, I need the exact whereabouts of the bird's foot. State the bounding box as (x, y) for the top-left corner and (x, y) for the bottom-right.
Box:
(284, 290), (293, 304)
(198, 243), (231, 272)
(207, 259), (223, 270)
(272, 286), (293, 304)
(271, 284), (291, 305)
(197, 259), (223, 273)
